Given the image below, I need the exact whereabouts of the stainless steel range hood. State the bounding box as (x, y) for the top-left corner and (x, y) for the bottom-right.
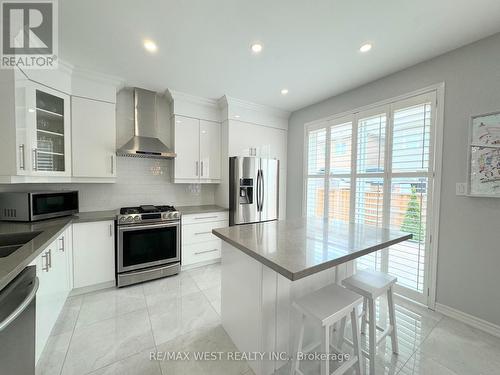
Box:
(117, 88), (176, 159)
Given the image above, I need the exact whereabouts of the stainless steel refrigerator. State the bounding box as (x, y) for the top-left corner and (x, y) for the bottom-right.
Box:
(229, 157), (279, 226)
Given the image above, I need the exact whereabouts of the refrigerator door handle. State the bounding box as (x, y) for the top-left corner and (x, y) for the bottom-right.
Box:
(256, 169), (261, 212)
(259, 169), (264, 212)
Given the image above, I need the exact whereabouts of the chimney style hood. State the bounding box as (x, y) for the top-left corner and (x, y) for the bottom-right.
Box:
(117, 88), (176, 159)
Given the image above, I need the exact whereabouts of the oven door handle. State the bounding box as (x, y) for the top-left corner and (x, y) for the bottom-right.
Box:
(118, 222), (179, 231)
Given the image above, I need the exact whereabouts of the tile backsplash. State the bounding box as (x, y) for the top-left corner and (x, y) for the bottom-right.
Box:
(0, 157), (216, 212)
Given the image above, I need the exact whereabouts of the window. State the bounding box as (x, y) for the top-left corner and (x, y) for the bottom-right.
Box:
(304, 92), (437, 303)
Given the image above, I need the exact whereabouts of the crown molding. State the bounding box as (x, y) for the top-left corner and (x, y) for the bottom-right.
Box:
(166, 89), (221, 122)
(221, 95), (290, 120)
(219, 95), (290, 130)
(71, 65), (125, 89)
(165, 89), (219, 107)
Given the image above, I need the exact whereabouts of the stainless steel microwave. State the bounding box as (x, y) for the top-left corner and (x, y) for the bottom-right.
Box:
(0, 191), (79, 221)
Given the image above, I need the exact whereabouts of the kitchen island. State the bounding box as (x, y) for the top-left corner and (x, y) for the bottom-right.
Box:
(212, 218), (411, 375)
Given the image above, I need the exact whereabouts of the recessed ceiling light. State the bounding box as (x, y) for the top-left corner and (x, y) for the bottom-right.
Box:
(234, 115), (240, 118)
(281, 88), (289, 95)
(143, 39), (158, 53)
(28, 108), (35, 113)
(251, 43), (263, 54)
(359, 43), (372, 53)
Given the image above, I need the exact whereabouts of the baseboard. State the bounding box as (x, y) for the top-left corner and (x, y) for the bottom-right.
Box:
(69, 280), (115, 296)
(181, 259), (221, 271)
(435, 303), (500, 338)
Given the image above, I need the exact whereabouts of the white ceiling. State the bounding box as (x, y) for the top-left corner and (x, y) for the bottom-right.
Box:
(60, 0), (500, 112)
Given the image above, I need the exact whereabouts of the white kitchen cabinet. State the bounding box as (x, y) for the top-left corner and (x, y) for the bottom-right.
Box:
(173, 116), (200, 180)
(200, 120), (221, 181)
(0, 69), (72, 181)
(181, 211), (228, 267)
(34, 227), (72, 363)
(71, 96), (116, 179)
(31, 83), (72, 176)
(72, 220), (115, 289)
(173, 115), (221, 183)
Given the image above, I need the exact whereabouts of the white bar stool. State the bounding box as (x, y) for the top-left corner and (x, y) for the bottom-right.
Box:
(339, 270), (398, 375)
(290, 284), (364, 375)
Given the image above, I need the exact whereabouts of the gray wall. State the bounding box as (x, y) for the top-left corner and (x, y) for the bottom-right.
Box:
(287, 33), (500, 325)
(0, 88), (216, 211)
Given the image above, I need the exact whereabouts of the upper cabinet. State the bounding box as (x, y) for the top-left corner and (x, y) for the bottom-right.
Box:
(0, 70), (72, 182)
(71, 96), (116, 179)
(199, 120), (221, 181)
(0, 66), (118, 183)
(173, 115), (221, 183)
(32, 84), (72, 176)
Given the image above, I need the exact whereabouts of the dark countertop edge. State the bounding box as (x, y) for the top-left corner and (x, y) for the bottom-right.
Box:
(0, 219), (72, 291)
(212, 229), (295, 280)
(0, 211), (116, 291)
(177, 205), (229, 215)
(212, 229), (412, 281)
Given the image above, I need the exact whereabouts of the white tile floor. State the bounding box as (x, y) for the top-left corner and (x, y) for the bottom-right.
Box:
(36, 263), (500, 375)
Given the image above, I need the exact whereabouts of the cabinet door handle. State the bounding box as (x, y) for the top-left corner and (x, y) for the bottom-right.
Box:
(194, 249), (218, 255)
(19, 144), (25, 170)
(201, 161), (204, 177)
(194, 231), (212, 235)
(41, 252), (49, 272)
(196, 161), (199, 176)
(32, 148), (38, 171)
(59, 236), (65, 252)
(109, 224), (113, 237)
(48, 249), (52, 269)
(194, 216), (218, 220)
(110, 155), (114, 175)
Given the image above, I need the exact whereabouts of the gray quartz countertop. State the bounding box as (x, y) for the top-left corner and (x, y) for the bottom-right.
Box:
(0, 210), (117, 291)
(212, 218), (412, 281)
(0, 217), (72, 291)
(72, 210), (117, 223)
(177, 205), (228, 215)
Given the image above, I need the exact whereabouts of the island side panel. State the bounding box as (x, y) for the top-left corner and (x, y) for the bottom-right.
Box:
(221, 241), (342, 375)
(276, 265), (337, 370)
(221, 241), (268, 375)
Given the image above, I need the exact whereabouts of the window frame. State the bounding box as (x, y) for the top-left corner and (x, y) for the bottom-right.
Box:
(302, 85), (444, 308)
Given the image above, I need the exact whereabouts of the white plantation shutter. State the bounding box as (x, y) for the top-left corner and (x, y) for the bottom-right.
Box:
(389, 178), (428, 292)
(328, 178), (350, 222)
(330, 122), (352, 174)
(392, 104), (431, 172)
(304, 91), (436, 303)
(357, 114), (386, 173)
(306, 128), (327, 218)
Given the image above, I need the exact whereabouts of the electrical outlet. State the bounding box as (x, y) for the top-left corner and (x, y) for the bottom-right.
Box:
(456, 182), (467, 196)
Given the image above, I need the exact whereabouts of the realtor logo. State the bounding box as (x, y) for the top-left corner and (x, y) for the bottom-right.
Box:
(1, 0), (58, 69)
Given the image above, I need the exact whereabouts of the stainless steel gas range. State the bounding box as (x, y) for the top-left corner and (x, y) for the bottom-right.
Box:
(116, 205), (181, 287)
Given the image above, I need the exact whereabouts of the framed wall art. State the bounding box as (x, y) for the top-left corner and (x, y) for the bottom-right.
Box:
(468, 111), (500, 196)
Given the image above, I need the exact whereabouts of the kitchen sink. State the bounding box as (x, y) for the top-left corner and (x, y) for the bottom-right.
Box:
(0, 231), (42, 258)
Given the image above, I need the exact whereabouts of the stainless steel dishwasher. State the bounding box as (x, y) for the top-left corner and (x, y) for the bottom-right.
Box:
(0, 266), (39, 375)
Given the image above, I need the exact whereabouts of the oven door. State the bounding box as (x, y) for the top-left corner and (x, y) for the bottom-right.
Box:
(117, 221), (180, 273)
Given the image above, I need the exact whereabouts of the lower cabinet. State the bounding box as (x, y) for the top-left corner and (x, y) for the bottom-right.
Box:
(72, 220), (115, 289)
(181, 211), (228, 267)
(34, 226), (72, 363)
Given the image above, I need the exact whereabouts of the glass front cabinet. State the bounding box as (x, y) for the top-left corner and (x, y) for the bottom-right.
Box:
(24, 82), (71, 176)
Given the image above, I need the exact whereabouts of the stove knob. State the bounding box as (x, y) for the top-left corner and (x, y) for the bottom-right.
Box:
(134, 216), (141, 222)
(119, 217), (126, 223)
(166, 212), (173, 219)
(126, 216), (133, 223)
(162, 213), (168, 219)
(173, 212), (180, 219)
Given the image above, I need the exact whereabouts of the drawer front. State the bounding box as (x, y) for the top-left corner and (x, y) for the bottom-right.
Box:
(182, 211), (228, 225)
(182, 240), (221, 266)
(182, 220), (228, 245)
